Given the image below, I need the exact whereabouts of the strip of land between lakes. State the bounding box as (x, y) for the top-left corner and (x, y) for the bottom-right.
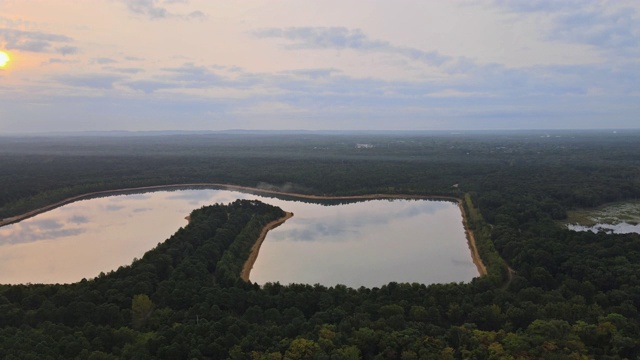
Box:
(459, 203), (488, 276)
(0, 183), (487, 278)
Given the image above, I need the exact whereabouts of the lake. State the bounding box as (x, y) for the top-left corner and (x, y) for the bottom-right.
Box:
(0, 188), (479, 287)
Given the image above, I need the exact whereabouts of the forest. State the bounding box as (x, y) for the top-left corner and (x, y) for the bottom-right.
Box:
(0, 130), (639, 359)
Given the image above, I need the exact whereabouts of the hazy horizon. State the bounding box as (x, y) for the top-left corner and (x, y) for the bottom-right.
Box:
(2, 128), (640, 137)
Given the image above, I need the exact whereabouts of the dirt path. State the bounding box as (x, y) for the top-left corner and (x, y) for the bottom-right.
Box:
(0, 183), (488, 278)
(500, 266), (516, 290)
(458, 202), (488, 276)
(240, 212), (294, 282)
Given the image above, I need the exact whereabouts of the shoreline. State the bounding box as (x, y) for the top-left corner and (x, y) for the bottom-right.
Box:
(458, 202), (487, 276)
(0, 183), (487, 278)
(0, 183), (461, 227)
(240, 212), (294, 282)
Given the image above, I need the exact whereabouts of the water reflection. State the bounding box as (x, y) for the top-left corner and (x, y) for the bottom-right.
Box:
(1, 221), (86, 245)
(568, 223), (640, 234)
(0, 190), (477, 286)
(68, 215), (90, 224)
(252, 199), (476, 287)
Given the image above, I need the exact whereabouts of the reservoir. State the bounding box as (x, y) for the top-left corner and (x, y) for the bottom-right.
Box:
(0, 188), (478, 287)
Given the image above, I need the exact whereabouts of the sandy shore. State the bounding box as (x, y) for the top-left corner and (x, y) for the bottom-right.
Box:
(240, 212), (294, 282)
(0, 183), (488, 278)
(458, 202), (487, 276)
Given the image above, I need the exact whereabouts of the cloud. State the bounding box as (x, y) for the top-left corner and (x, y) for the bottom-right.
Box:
(124, 63), (224, 92)
(493, 0), (582, 13)
(254, 27), (452, 67)
(57, 45), (78, 56)
(124, 0), (207, 20)
(126, 0), (168, 19)
(0, 28), (74, 53)
(287, 68), (340, 80)
(426, 89), (495, 98)
(57, 74), (124, 89)
(187, 10), (206, 20)
(255, 27), (388, 50)
(495, 1), (640, 56)
(116, 55), (639, 119)
(1, 2), (639, 132)
(106, 67), (144, 74)
(553, 7), (639, 54)
(3, 66), (638, 132)
(94, 57), (117, 64)
(162, 63), (222, 83)
(47, 58), (77, 65)
(126, 80), (180, 93)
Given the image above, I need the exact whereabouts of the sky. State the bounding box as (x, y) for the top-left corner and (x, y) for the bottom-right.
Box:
(0, 0), (639, 133)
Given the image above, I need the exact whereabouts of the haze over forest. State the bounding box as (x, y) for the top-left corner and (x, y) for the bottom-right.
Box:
(1, 0), (639, 133)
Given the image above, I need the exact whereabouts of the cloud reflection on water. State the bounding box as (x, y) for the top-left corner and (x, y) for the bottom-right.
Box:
(68, 215), (90, 224)
(276, 222), (353, 242)
(104, 205), (125, 212)
(270, 200), (450, 243)
(0, 189), (475, 286)
(0, 222), (87, 245)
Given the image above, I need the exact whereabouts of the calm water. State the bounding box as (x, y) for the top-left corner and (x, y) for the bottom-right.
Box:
(0, 189), (478, 286)
(568, 223), (640, 234)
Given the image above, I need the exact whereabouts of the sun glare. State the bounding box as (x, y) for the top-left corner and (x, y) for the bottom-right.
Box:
(0, 51), (10, 67)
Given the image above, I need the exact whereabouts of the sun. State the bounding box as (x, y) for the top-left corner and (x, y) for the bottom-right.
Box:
(0, 51), (10, 68)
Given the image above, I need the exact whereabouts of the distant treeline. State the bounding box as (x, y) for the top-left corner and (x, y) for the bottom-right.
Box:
(2, 132), (639, 219)
(0, 131), (639, 358)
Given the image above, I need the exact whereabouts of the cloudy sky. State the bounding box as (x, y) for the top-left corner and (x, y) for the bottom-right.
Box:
(0, 0), (638, 133)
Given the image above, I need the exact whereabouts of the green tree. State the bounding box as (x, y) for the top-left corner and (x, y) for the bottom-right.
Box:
(131, 294), (154, 329)
(284, 338), (320, 360)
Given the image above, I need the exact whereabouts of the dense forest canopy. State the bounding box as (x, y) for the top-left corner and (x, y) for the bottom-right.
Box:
(0, 130), (639, 359)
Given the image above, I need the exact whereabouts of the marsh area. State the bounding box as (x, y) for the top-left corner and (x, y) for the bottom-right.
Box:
(566, 201), (640, 234)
